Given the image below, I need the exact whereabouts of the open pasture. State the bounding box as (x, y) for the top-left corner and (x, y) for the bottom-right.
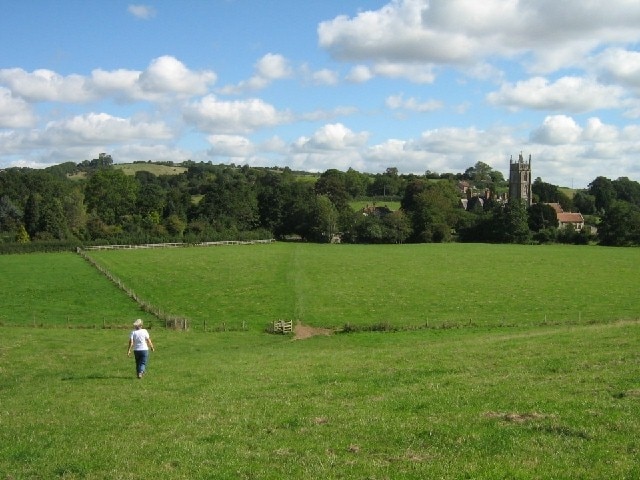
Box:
(0, 252), (154, 327)
(1, 243), (640, 478)
(82, 243), (640, 332)
(1, 322), (639, 478)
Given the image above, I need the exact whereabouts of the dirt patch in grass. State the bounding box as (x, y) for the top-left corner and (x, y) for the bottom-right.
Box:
(294, 323), (333, 340)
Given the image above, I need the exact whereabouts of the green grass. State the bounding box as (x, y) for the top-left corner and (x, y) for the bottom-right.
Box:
(350, 200), (401, 211)
(2, 243), (640, 478)
(81, 243), (640, 331)
(114, 163), (188, 176)
(1, 323), (639, 479)
(0, 252), (152, 327)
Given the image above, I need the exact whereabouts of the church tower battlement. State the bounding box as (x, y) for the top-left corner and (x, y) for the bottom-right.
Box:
(509, 152), (532, 206)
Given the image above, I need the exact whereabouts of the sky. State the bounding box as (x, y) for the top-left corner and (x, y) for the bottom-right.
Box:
(2, 0), (640, 188)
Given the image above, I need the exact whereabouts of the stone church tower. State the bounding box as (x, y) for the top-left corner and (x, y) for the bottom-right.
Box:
(509, 153), (532, 206)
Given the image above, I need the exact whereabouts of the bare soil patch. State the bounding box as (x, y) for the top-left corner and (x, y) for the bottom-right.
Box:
(294, 323), (333, 340)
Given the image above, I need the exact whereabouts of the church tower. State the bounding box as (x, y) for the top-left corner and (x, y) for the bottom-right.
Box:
(509, 153), (532, 206)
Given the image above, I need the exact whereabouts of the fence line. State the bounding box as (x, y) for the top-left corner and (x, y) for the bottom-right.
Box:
(82, 239), (274, 251)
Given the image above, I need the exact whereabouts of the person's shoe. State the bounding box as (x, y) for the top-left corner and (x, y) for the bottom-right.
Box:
(137, 373), (142, 379)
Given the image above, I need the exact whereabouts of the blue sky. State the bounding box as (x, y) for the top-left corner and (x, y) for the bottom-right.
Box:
(2, 0), (640, 188)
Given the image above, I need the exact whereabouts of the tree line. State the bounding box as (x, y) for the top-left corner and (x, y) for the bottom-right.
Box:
(1, 155), (639, 252)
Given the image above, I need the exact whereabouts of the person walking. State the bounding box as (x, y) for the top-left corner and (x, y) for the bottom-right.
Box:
(127, 319), (155, 379)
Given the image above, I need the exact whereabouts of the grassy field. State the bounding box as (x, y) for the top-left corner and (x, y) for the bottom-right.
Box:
(1, 322), (639, 479)
(1, 243), (640, 478)
(114, 163), (188, 176)
(81, 243), (640, 332)
(2, 243), (639, 330)
(350, 200), (402, 211)
(0, 252), (153, 327)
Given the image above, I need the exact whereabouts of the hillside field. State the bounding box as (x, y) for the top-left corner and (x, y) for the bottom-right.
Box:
(1, 243), (639, 478)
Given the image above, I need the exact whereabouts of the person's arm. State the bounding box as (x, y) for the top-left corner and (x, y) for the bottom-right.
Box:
(146, 337), (155, 352)
(127, 338), (133, 356)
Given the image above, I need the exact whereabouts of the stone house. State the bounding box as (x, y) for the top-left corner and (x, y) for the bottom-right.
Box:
(547, 203), (585, 231)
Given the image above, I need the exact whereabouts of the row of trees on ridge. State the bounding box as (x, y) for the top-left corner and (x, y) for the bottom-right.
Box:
(1, 154), (639, 250)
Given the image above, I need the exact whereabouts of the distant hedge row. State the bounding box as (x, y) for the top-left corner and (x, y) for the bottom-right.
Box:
(0, 228), (275, 254)
(0, 240), (82, 254)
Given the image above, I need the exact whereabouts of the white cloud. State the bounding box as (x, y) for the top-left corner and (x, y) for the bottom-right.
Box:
(530, 115), (582, 145)
(0, 56), (216, 104)
(526, 116), (640, 185)
(207, 134), (255, 157)
(90, 68), (144, 99)
(255, 53), (291, 81)
(346, 65), (373, 83)
(582, 118), (619, 143)
(0, 113), (175, 167)
(138, 56), (216, 96)
(260, 136), (288, 154)
(318, 0), (640, 75)
(308, 68), (339, 86)
(386, 93), (442, 112)
(345, 62), (435, 84)
(286, 124), (370, 171)
(299, 106), (358, 122)
(362, 126), (517, 177)
(292, 123), (368, 152)
(41, 113), (173, 145)
(487, 76), (625, 113)
(184, 95), (291, 134)
(1, 112), (171, 149)
(372, 62), (435, 83)
(128, 4), (156, 20)
(319, 0), (473, 64)
(0, 87), (36, 128)
(0, 68), (95, 102)
(220, 53), (292, 94)
(592, 48), (640, 93)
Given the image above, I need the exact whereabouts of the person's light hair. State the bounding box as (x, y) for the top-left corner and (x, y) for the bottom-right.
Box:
(133, 319), (143, 328)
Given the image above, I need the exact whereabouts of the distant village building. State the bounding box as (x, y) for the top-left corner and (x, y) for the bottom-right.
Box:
(547, 203), (585, 231)
(460, 153), (533, 211)
(461, 188), (504, 211)
(509, 152), (532, 207)
(459, 154), (586, 233)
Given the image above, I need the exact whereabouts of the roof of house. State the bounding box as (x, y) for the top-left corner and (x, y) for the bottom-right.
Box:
(557, 212), (584, 223)
(547, 203), (563, 213)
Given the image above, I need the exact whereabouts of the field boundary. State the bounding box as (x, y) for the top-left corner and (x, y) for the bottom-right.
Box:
(81, 239), (274, 251)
